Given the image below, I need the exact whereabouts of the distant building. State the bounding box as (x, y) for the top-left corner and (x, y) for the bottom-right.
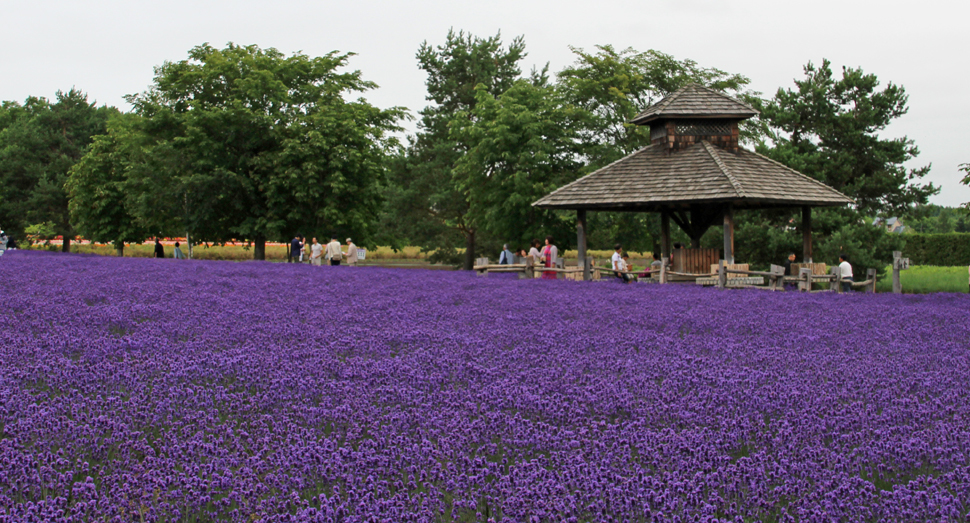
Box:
(873, 217), (905, 234)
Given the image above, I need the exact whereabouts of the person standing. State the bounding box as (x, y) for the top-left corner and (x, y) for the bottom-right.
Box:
(345, 238), (358, 267)
(309, 238), (323, 266)
(154, 238), (165, 258)
(0, 230), (7, 257)
(173, 242), (185, 260)
(290, 235), (303, 263)
(325, 236), (343, 266)
(540, 236), (558, 280)
(499, 244), (514, 265)
(838, 254), (853, 292)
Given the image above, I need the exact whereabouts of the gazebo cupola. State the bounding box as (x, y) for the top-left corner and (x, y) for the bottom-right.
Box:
(631, 83), (758, 154)
(532, 83), (854, 281)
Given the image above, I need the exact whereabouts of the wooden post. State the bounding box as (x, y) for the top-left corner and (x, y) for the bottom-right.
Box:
(660, 210), (671, 268)
(524, 257), (534, 279)
(717, 260), (727, 289)
(867, 268), (877, 293)
(583, 257), (592, 282)
(476, 257), (489, 276)
(722, 205), (735, 265)
(659, 262), (667, 284)
(769, 264), (785, 291)
(802, 206), (812, 263)
(799, 268), (812, 292)
(576, 209), (589, 281)
(556, 259), (565, 280)
(892, 251), (902, 294)
(831, 265), (842, 294)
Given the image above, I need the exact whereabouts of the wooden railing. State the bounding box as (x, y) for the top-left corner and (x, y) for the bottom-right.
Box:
(474, 255), (881, 294)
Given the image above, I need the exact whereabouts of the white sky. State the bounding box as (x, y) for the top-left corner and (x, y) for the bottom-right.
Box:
(3, 0), (967, 207)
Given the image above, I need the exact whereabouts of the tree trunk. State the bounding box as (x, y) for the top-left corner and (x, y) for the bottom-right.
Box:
(115, 242), (124, 257)
(62, 236), (71, 252)
(254, 236), (266, 261)
(463, 230), (476, 270)
(690, 233), (703, 249)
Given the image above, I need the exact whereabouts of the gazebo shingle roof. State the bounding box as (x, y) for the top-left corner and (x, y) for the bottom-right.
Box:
(533, 141), (854, 210)
(630, 84), (759, 125)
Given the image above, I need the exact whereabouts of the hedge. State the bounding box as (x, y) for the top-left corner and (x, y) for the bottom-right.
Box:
(904, 233), (970, 266)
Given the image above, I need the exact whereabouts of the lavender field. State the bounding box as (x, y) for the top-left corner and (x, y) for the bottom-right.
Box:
(2, 251), (969, 522)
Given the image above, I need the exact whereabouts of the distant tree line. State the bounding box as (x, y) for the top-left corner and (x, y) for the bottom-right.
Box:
(0, 31), (950, 270)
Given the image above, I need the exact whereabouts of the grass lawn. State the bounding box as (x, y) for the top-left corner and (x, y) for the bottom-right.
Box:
(875, 265), (969, 294)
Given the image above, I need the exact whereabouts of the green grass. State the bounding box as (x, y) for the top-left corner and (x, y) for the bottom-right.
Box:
(875, 265), (969, 294)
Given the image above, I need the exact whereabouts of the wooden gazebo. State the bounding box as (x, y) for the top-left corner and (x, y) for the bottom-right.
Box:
(533, 84), (853, 280)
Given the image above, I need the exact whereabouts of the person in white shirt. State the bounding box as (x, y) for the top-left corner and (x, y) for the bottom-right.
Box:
(838, 254), (853, 292)
(612, 244), (635, 283)
(611, 244), (623, 272)
(310, 237), (323, 266)
(345, 238), (358, 267)
(325, 236), (343, 266)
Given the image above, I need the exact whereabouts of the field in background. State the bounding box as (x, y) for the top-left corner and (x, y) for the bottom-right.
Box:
(875, 265), (968, 294)
(30, 243), (430, 262)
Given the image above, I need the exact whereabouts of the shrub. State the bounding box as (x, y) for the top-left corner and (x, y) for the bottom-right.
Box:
(904, 233), (970, 266)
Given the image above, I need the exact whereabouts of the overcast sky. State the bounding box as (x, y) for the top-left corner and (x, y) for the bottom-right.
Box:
(3, 0), (966, 207)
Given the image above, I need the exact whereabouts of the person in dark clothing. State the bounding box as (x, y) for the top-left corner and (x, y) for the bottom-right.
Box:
(783, 253), (796, 276)
(782, 252), (797, 291)
(290, 236), (303, 263)
(153, 238), (165, 258)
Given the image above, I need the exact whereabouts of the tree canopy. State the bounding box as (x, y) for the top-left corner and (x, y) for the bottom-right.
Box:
(382, 30), (528, 268)
(118, 43), (404, 259)
(0, 89), (115, 249)
(757, 59), (936, 216)
(66, 115), (151, 256)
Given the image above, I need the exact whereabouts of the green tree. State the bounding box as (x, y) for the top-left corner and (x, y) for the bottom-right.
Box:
(757, 59), (936, 215)
(0, 90), (116, 250)
(742, 59), (936, 272)
(451, 78), (587, 249)
(66, 115), (152, 256)
(384, 30), (527, 269)
(125, 43), (403, 259)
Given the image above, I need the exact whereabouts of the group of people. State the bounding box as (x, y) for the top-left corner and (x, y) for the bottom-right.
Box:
(497, 237), (560, 280)
(289, 235), (359, 267)
(500, 238), (869, 290)
(783, 252), (854, 291)
(153, 238), (186, 259)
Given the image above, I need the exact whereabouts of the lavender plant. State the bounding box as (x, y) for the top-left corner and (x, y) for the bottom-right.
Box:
(1, 251), (968, 522)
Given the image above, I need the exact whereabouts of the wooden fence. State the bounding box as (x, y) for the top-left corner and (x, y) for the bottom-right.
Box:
(473, 255), (886, 294)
